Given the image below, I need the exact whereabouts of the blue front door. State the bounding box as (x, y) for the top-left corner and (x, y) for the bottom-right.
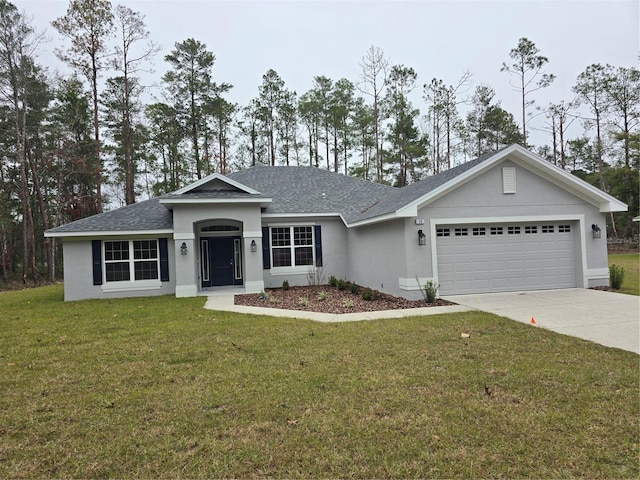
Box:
(201, 236), (242, 288)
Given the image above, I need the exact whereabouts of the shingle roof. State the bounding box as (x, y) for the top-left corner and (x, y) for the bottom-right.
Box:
(227, 166), (396, 223)
(46, 148), (507, 235)
(46, 197), (173, 233)
(350, 148), (506, 222)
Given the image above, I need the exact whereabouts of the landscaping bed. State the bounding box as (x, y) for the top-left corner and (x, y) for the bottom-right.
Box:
(234, 284), (454, 314)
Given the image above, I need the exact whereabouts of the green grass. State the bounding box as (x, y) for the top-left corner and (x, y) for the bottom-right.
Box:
(1, 285), (638, 478)
(609, 253), (640, 295)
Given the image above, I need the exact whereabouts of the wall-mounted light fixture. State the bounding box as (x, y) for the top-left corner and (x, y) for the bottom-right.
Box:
(180, 242), (188, 255)
(418, 229), (426, 246)
(250, 240), (257, 252)
(591, 224), (601, 239)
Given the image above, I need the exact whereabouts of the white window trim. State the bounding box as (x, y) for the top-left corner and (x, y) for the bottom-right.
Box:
(268, 225), (316, 272)
(102, 239), (161, 287)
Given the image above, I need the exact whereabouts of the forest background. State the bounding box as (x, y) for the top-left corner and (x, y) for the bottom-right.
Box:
(0, 0), (638, 286)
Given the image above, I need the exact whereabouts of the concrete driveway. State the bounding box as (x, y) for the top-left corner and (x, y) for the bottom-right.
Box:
(443, 288), (640, 354)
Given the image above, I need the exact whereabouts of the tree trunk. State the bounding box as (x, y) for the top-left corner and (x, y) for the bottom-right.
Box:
(92, 52), (102, 213)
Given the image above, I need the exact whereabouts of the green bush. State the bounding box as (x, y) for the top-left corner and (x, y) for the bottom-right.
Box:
(337, 279), (346, 291)
(420, 279), (439, 303)
(610, 264), (625, 290)
(350, 282), (359, 295)
(282, 280), (290, 291)
(328, 275), (338, 288)
(361, 288), (373, 301)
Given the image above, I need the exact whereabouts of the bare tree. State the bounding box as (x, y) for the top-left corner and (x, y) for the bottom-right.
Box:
(112, 4), (159, 204)
(358, 45), (389, 182)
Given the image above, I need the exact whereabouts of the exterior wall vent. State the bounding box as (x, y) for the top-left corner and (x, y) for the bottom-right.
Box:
(502, 167), (516, 194)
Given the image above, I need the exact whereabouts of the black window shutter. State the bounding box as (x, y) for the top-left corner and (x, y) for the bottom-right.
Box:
(261, 226), (270, 269)
(314, 225), (323, 267)
(91, 240), (102, 285)
(159, 238), (169, 281)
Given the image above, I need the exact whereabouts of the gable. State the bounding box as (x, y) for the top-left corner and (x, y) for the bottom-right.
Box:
(173, 173), (261, 195)
(426, 159), (598, 211)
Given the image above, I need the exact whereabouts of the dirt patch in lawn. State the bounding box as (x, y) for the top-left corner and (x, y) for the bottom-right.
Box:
(234, 285), (454, 315)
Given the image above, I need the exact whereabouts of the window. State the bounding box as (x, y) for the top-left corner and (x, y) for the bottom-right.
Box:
(525, 226), (538, 234)
(541, 225), (554, 233)
(436, 228), (450, 237)
(454, 227), (468, 236)
(508, 226), (521, 235)
(472, 227), (486, 236)
(491, 227), (503, 235)
(271, 226), (315, 268)
(104, 240), (159, 282)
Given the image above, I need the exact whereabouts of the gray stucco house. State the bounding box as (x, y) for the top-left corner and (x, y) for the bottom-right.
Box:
(45, 144), (627, 301)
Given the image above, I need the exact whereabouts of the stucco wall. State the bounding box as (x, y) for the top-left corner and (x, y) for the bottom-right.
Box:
(347, 218), (411, 298)
(62, 237), (176, 301)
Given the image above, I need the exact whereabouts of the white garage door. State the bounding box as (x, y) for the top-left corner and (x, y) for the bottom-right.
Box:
(436, 222), (577, 295)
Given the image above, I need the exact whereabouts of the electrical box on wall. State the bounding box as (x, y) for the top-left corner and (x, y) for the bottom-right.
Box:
(415, 218), (425, 225)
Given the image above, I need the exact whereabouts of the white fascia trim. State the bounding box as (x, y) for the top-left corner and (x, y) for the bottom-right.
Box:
(261, 212), (348, 227)
(45, 229), (174, 238)
(243, 230), (262, 238)
(174, 233), (195, 240)
(261, 212), (342, 219)
(159, 197), (272, 205)
(347, 211), (402, 228)
(399, 277), (435, 291)
(429, 214), (587, 288)
(173, 173), (262, 195)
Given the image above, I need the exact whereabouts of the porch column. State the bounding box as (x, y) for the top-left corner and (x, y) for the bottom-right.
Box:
(174, 232), (198, 297)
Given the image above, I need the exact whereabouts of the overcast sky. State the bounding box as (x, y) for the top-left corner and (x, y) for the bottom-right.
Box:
(12, 0), (640, 147)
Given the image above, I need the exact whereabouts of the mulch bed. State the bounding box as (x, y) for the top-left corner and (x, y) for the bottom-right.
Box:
(234, 284), (454, 315)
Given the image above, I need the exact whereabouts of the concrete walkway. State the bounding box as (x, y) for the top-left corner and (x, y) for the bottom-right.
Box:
(203, 293), (472, 323)
(204, 288), (639, 354)
(443, 288), (640, 354)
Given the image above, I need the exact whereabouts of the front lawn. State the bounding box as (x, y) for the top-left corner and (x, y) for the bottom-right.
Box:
(609, 252), (640, 295)
(1, 285), (638, 478)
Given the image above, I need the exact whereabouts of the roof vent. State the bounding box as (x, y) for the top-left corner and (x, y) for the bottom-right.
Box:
(502, 167), (516, 194)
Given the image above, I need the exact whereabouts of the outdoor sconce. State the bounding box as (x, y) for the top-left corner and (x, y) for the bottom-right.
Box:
(180, 242), (188, 255)
(251, 240), (257, 252)
(591, 224), (601, 239)
(418, 229), (426, 246)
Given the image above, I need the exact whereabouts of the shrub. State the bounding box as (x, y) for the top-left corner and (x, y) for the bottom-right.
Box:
(350, 282), (359, 295)
(342, 298), (354, 308)
(419, 279), (439, 303)
(317, 291), (328, 301)
(361, 288), (373, 301)
(328, 275), (338, 288)
(610, 264), (625, 290)
(337, 279), (346, 291)
(298, 297), (309, 307)
(306, 266), (326, 286)
(282, 280), (290, 291)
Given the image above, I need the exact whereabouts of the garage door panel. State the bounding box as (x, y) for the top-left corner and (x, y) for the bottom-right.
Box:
(437, 222), (577, 295)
